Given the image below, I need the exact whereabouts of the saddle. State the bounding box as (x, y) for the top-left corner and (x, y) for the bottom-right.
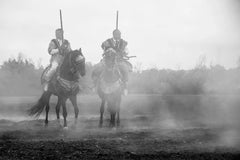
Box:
(56, 76), (79, 92)
(99, 78), (121, 94)
(41, 65), (79, 94)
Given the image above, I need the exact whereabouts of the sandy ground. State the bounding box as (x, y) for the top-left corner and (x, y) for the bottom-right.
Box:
(0, 95), (240, 159)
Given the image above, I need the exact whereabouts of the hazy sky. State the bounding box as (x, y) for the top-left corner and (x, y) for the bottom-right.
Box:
(1, 0), (240, 69)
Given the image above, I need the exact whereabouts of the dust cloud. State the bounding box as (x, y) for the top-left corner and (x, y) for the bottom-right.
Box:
(0, 54), (240, 151)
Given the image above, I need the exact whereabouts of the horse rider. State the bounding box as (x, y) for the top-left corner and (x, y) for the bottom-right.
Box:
(100, 29), (131, 95)
(43, 28), (72, 91)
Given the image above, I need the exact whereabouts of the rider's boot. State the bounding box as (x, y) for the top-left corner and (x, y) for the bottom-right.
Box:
(43, 82), (49, 92)
(124, 89), (128, 96)
(123, 81), (128, 96)
(43, 64), (57, 92)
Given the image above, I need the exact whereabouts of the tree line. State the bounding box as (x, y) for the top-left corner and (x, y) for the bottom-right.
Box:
(0, 53), (240, 96)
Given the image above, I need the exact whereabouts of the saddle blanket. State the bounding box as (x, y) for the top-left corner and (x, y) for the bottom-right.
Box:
(100, 79), (121, 94)
(57, 76), (79, 92)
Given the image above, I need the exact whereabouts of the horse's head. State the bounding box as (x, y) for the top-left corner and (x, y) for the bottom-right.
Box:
(100, 48), (122, 84)
(103, 48), (117, 69)
(69, 48), (86, 77)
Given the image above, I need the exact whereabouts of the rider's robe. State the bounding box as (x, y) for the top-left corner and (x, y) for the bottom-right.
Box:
(101, 38), (128, 57)
(45, 39), (71, 81)
(93, 38), (131, 88)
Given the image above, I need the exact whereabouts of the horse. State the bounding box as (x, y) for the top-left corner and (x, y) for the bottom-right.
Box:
(28, 49), (85, 128)
(92, 49), (123, 128)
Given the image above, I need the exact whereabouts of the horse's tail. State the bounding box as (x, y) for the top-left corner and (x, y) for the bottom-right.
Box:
(28, 92), (50, 117)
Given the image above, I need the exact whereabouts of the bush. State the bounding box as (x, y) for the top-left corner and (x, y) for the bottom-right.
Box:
(1, 53), (240, 96)
(0, 54), (43, 96)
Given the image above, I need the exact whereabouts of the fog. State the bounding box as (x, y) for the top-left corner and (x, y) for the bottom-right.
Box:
(1, 53), (240, 149)
(1, 0), (240, 69)
(1, 1), (240, 157)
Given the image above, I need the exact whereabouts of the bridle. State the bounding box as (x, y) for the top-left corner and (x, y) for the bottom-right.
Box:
(68, 50), (85, 74)
(102, 52), (123, 81)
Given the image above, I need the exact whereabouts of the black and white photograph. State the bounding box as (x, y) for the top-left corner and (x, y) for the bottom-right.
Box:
(0, 0), (240, 159)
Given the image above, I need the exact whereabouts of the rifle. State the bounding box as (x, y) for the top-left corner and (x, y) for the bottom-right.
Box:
(116, 10), (118, 30)
(59, 9), (65, 55)
(59, 9), (64, 41)
(115, 11), (136, 60)
(124, 55), (136, 60)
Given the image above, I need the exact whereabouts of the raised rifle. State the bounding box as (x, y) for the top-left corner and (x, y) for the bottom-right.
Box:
(59, 9), (64, 55)
(60, 9), (64, 41)
(116, 10), (118, 30)
(115, 11), (136, 60)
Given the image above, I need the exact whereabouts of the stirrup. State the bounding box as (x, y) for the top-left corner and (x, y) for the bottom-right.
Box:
(123, 89), (128, 96)
(43, 83), (49, 92)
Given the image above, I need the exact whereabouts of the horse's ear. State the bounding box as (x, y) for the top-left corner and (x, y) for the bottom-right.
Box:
(79, 48), (82, 52)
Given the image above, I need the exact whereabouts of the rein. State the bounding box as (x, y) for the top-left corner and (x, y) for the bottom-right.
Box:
(68, 51), (85, 74)
(101, 55), (122, 82)
(68, 52), (77, 73)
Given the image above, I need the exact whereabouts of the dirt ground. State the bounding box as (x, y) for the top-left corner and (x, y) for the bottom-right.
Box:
(0, 95), (240, 159)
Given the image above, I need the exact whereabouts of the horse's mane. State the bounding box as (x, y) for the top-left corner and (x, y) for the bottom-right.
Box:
(59, 49), (84, 81)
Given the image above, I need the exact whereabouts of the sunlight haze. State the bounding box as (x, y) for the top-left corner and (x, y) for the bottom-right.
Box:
(1, 0), (240, 69)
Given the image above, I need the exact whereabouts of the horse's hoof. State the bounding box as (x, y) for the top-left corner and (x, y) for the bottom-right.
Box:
(71, 124), (77, 130)
(111, 127), (117, 131)
(117, 125), (120, 128)
(44, 121), (48, 127)
(74, 119), (78, 125)
(63, 126), (68, 130)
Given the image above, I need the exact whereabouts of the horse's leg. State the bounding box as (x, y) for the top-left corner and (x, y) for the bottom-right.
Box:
(112, 112), (116, 127)
(109, 113), (116, 128)
(116, 111), (120, 127)
(70, 95), (79, 127)
(45, 93), (51, 127)
(109, 114), (113, 128)
(56, 97), (61, 119)
(56, 97), (61, 126)
(116, 96), (121, 127)
(62, 98), (68, 128)
(99, 99), (105, 128)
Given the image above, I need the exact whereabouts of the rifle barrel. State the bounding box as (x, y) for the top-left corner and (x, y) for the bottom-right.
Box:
(60, 9), (64, 40)
(116, 11), (118, 30)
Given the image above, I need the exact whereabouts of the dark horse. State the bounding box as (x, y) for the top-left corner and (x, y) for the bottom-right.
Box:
(28, 49), (85, 128)
(92, 50), (122, 128)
